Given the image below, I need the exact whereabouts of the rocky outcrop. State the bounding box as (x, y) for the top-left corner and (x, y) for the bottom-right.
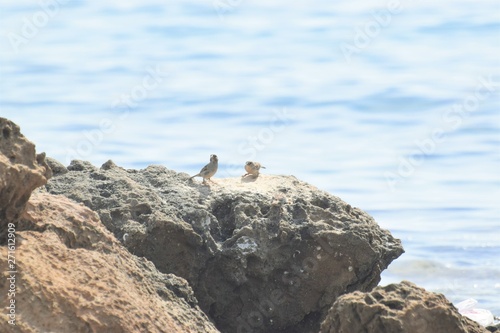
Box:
(0, 119), (219, 333)
(320, 281), (488, 333)
(46, 159), (404, 332)
(0, 192), (220, 333)
(0, 117), (51, 242)
(3, 117), (487, 333)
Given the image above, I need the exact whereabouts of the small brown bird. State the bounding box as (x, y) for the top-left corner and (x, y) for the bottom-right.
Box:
(190, 154), (218, 184)
(243, 161), (265, 177)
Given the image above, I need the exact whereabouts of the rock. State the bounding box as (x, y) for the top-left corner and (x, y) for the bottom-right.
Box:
(0, 192), (220, 333)
(0, 118), (51, 241)
(67, 159), (97, 172)
(46, 156), (68, 176)
(46, 161), (404, 332)
(487, 323), (500, 332)
(320, 281), (488, 333)
(101, 159), (119, 170)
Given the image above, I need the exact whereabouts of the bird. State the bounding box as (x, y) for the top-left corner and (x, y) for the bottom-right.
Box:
(190, 154), (218, 184)
(242, 161), (265, 177)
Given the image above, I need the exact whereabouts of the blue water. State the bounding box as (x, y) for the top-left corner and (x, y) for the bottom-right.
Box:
(1, 0), (499, 317)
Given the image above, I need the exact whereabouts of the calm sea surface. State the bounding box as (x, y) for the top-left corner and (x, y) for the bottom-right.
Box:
(1, 0), (499, 316)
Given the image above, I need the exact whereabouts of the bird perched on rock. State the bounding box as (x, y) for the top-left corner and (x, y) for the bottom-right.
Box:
(190, 154), (218, 184)
(243, 161), (265, 177)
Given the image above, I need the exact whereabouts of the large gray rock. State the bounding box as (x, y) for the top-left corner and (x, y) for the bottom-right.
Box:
(0, 117), (51, 242)
(320, 281), (487, 333)
(46, 159), (403, 332)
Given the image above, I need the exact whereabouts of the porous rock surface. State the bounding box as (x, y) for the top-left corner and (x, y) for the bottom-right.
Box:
(0, 118), (219, 333)
(0, 192), (220, 333)
(320, 280), (487, 333)
(46, 159), (404, 332)
(0, 117), (51, 241)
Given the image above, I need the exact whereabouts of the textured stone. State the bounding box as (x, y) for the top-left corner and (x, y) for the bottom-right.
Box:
(46, 160), (404, 332)
(320, 281), (488, 333)
(487, 322), (500, 332)
(0, 192), (219, 333)
(0, 117), (51, 242)
(46, 156), (68, 176)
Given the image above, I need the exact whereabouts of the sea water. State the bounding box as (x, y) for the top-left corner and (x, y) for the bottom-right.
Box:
(1, 0), (499, 316)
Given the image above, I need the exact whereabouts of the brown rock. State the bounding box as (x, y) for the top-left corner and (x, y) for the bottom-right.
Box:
(320, 280), (488, 333)
(0, 118), (52, 241)
(0, 192), (219, 333)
